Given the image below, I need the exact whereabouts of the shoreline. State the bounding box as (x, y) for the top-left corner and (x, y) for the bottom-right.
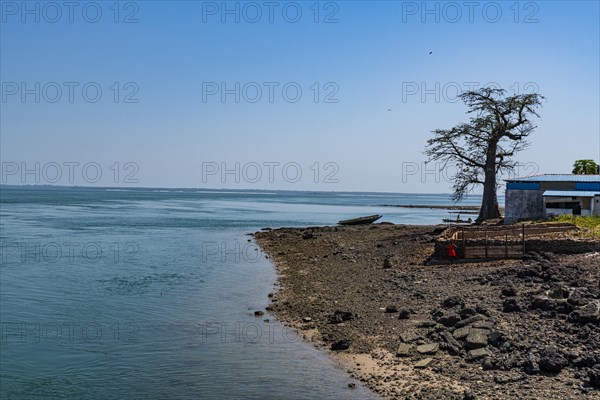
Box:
(254, 223), (600, 399)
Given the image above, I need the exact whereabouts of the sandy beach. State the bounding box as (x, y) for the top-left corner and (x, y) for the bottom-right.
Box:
(254, 224), (600, 399)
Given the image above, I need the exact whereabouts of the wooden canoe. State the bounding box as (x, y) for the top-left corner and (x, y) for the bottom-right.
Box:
(338, 214), (382, 226)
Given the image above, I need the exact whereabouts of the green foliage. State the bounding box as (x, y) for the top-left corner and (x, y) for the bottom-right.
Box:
(550, 215), (600, 238)
(572, 159), (599, 175)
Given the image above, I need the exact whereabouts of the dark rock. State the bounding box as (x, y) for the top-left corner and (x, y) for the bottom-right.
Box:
(468, 348), (491, 360)
(398, 308), (413, 319)
(432, 308), (445, 320)
(439, 314), (461, 327)
(465, 329), (488, 350)
(530, 297), (574, 314)
(567, 290), (589, 307)
(254, 310), (264, 317)
(463, 389), (476, 400)
(302, 232), (314, 240)
(460, 308), (477, 318)
(502, 298), (521, 313)
(400, 332), (419, 343)
(384, 305), (398, 313)
(440, 331), (461, 354)
(331, 340), (350, 351)
(481, 357), (494, 370)
(475, 305), (490, 316)
(588, 367), (600, 388)
(442, 296), (464, 309)
(568, 302), (599, 324)
(501, 286), (517, 297)
(348, 383), (356, 388)
(383, 257), (392, 269)
(523, 353), (540, 375)
(539, 347), (568, 374)
(572, 354), (596, 368)
(487, 330), (506, 347)
(330, 310), (354, 324)
(455, 315), (485, 328)
(453, 326), (471, 340)
(548, 285), (570, 299)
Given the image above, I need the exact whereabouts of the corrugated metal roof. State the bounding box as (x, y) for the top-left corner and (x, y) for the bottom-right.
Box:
(543, 190), (600, 197)
(506, 174), (600, 183)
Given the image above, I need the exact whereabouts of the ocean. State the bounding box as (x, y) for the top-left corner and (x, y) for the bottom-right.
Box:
(0, 186), (484, 399)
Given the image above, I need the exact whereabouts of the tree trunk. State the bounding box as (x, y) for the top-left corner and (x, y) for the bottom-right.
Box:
(477, 143), (501, 223)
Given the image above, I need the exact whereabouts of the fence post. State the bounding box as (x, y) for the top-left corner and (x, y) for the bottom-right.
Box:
(462, 227), (465, 258)
(484, 227), (488, 258)
(522, 224), (525, 255)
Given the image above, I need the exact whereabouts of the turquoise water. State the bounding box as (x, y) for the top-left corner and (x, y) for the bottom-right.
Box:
(0, 187), (483, 399)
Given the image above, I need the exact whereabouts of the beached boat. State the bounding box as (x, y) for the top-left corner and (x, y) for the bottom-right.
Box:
(442, 216), (472, 224)
(338, 214), (382, 226)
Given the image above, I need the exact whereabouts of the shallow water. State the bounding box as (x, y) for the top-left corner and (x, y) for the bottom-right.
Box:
(0, 187), (484, 399)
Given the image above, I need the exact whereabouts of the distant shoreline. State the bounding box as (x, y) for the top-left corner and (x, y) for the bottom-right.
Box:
(378, 204), (505, 211)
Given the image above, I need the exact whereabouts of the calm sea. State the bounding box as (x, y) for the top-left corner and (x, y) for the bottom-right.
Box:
(0, 186), (484, 399)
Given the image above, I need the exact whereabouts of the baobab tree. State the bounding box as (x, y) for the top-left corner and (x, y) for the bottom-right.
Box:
(425, 87), (544, 223)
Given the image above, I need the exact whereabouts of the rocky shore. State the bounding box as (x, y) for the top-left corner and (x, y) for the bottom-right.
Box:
(253, 224), (600, 399)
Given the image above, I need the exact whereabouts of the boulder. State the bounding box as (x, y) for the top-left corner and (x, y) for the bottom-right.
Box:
(502, 298), (521, 313)
(439, 314), (461, 327)
(414, 358), (434, 368)
(453, 326), (471, 340)
(331, 340), (350, 351)
(548, 285), (570, 299)
(468, 348), (491, 360)
(588, 366), (600, 388)
(465, 329), (488, 350)
(385, 305), (398, 313)
(460, 308), (477, 318)
(400, 332), (419, 343)
(398, 308), (413, 319)
(330, 310), (354, 324)
(539, 347), (568, 374)
(442, 296), (464, 309)
(396, 343), (412, 357)
(568, 302), (599, 324)
(417, 343), (439, 355)
(302, 232), (314, 240)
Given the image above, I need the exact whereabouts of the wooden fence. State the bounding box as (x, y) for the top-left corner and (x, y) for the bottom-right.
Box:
(436, 223), (581, 260)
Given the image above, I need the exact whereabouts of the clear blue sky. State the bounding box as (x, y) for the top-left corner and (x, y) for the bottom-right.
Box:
(1, 0), (599, 193)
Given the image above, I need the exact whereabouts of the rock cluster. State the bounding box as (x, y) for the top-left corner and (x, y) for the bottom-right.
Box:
(254, 225), (600, 399)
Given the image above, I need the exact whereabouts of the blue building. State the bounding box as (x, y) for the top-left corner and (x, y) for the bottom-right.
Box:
(504, 174), (600, 223)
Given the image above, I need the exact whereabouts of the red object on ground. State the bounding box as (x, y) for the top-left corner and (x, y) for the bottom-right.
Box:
(448, 243), (457, 258)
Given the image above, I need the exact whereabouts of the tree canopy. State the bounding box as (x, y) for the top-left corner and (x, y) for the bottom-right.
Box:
(572, 159), (599, 175)
(425, 87), (544, 222)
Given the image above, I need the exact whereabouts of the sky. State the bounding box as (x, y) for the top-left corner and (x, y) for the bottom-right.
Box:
(1, 0), (599, 193)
